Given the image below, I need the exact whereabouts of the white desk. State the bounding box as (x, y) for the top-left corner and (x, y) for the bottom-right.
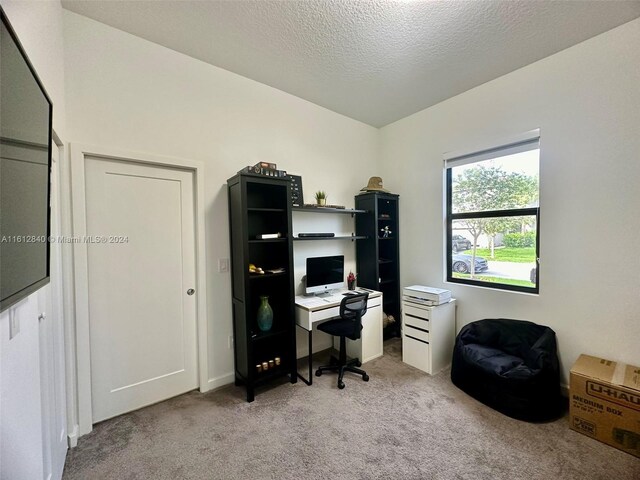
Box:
(295, 288), (383, 385)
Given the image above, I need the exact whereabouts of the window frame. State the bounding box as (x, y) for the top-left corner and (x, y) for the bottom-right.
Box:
(445, 148), (540, 294)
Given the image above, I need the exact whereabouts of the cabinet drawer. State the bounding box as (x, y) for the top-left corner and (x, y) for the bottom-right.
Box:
(403, 303), (431, 320)
(402, 311), (429, 332)
(403, 323), (429, 342)
(366, 298), (382, 309)
(402, 334), (430, 373)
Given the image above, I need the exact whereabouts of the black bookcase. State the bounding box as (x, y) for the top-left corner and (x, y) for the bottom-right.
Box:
(227, 174), (297, 402)
(355, 192), (401, 338)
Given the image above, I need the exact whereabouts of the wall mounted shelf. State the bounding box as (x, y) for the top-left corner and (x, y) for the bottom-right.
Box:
(293, 235), (367, 241)
(292, 206), (367, 215)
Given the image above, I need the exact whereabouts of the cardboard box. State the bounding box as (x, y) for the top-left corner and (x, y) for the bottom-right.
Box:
(569, 354), (640, 458)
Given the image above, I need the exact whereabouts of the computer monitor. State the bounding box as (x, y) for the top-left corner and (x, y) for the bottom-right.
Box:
(305, 255), (344, 295)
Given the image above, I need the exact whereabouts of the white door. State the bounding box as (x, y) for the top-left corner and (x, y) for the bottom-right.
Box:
(38, 144), (67, 480)
(84, 157), (198, 423)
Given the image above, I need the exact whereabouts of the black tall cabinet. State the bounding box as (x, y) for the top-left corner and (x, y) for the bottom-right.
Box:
(355, 192), (401, 338)
(227, 174), (297, 402)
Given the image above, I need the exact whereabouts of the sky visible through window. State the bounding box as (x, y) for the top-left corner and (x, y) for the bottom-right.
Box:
(453, 149), (539, 177)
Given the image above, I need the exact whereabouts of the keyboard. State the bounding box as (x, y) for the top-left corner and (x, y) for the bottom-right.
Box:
(296, 293), (344, 309)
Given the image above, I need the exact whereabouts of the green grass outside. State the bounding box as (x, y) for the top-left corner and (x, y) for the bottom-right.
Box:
(452, 272), (534, 288)
(458, 247), (536, 263)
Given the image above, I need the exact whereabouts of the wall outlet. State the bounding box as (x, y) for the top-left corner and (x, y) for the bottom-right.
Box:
(9, 311), (20, 339)
(228, 335), (234, 350)
(218, 258), (230, 273)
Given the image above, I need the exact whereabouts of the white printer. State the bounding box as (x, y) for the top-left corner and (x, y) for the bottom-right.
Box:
(403, 285), (451, 306)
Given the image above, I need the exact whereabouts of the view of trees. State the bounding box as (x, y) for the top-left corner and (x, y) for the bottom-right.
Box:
(452, 165), (538, 276)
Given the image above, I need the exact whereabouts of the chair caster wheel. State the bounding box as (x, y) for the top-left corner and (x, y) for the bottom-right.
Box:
(338, 381), (345, 389)
(355, 360), (362, 367)
(315, 370), (322, 377)
(362, 374), (369, 382)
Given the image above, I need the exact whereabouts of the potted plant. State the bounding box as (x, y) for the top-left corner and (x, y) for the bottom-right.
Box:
(315, 190), (327, 206)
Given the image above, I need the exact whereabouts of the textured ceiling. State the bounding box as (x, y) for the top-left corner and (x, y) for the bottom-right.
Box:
(61, 0), (640, 127)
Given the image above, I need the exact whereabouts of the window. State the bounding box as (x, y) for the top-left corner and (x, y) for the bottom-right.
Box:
(445, 131), (540, 293)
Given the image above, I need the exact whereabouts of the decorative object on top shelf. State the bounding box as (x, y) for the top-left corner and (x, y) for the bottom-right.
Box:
(347, 271), (357, 290)
(314, 190), (327, 206)
(360, 176), (390, 193)
(380, 225), (392, 238)
(256, 295), (273, 332)
(240, 161), (287, 178)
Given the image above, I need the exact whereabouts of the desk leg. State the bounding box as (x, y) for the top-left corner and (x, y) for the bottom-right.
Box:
(296, 324), (313, 386)
(308, 327), (313, 385)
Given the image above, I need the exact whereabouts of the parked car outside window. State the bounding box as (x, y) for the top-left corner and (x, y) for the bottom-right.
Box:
(452, 254), (489, 274)
(451, 234), (472, 252)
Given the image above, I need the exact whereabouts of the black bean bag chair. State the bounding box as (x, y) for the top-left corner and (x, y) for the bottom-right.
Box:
(451, 318), (562, 422)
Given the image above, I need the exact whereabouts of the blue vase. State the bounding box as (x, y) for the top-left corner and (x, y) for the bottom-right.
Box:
(257, 295), (273, 332)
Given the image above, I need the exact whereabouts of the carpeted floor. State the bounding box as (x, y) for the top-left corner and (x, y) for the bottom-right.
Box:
(63, 339), (640, 479)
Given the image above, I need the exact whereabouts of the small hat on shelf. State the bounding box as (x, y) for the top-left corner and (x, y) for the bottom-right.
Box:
(360, 176), (390, 193)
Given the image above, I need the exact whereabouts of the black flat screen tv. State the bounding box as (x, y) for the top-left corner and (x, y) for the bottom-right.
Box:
(0, 7), (53, 312)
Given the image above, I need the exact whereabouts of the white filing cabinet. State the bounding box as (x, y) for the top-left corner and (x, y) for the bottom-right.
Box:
(402, 298), (456, 374)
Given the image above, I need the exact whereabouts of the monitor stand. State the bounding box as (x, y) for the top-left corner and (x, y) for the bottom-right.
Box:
(313, 288), (343, 297)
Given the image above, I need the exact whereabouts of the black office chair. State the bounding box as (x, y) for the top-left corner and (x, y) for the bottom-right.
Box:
(315, 292), (370, 389)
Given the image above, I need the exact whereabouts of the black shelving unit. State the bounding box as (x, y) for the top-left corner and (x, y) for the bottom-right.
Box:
(227, 174), (297, 402)
(355, 192), (401, 338)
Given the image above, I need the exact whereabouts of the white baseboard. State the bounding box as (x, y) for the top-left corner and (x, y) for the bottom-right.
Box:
(202, 372), (235, 393)
(67, 424), (79, 448)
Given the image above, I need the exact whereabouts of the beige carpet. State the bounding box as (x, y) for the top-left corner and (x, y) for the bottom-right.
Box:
(63, 340), (640, 479)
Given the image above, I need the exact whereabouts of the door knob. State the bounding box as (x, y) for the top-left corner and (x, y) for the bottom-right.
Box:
(187, 289), (195, 296)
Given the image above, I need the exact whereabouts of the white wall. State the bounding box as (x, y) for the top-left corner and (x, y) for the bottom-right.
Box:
(0, 1), (67, 479)
(62, 11), (379, 391)
(0, 299), (44, 479)
(379, 18), (640, 384)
